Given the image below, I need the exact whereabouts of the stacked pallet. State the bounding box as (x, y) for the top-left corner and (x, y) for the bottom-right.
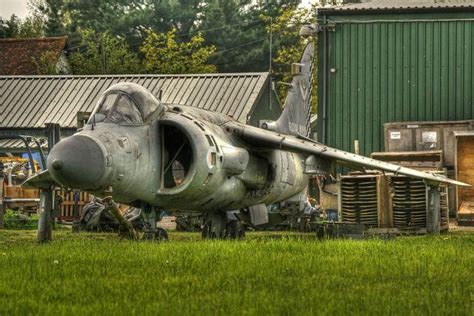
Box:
(391, 177), (427, 229)
(340, 176), (378, 228)
(338, 171), (448, 234)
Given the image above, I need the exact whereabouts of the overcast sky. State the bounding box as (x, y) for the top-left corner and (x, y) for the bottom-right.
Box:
(1, 0), (29, 19)
(1, 0), (316, 20)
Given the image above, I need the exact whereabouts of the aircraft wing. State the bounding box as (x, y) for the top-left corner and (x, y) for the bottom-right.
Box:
(226, 121), (469, 187)
(22, 170), (56, 189)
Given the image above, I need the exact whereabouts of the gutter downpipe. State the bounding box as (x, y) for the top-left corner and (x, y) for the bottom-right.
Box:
(322, 14), (328, 144)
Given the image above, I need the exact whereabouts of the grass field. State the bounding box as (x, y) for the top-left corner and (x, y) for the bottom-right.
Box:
(0, 229), (473, 315)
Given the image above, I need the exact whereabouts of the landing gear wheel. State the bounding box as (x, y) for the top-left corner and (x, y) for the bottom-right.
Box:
(155, 227), (169, 241)
(225, 220), (245, 239)
(201, 221), (218, 239)
(202, 220), (245, 239)
(143, 227), (169, 241)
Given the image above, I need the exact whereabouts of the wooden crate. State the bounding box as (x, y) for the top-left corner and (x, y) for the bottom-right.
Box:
(371, 150), (443, 171)
(56, 189), (91, 221)
(454, 131), (474, 226)
(384, 120), (474, 168)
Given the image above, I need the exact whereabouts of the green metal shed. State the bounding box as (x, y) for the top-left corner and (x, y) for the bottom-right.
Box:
(316, 0), (474, 157)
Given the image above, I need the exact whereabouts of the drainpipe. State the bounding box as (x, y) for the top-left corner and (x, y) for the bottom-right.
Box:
(321, 14), (329, 144)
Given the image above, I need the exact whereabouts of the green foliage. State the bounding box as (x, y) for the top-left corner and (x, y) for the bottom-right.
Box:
(32, 0), (204, 48)
(32, 51), (62, 74)
(3, 210), (38, 229)
(141, 28), (217, 74)
(197, 0), (264, 73)
(32, 0), (66, 36)
(68, 29), (142, 75)
(198, 0), (296, 73)
(145, 0), (202, 34)
(27, 0), (307, 74)
(0, 14), (45, 38)
(262, 6), (316, 111)
(20, 0), (361, 82)
(0, 230), (472, 314)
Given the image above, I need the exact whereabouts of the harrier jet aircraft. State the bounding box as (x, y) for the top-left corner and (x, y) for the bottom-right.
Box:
(25, 27), (467, 240)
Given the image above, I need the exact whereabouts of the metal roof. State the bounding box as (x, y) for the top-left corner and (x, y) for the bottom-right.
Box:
(0, 73), (269, 128)
(319, 0), (474, 12)
(0, 139), (48, 151)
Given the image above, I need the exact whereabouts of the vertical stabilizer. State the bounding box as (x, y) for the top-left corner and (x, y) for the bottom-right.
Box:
(264, 42), (314, 137)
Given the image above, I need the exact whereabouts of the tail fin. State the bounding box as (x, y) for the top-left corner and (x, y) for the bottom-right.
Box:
(264, 42), (314, 137)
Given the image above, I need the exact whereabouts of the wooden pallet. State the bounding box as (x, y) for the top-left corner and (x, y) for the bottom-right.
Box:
(56, 189), (91, 221)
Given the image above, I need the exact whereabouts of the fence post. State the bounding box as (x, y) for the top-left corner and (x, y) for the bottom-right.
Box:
(0, 174), (4, 229)
(426, 185), (441, 235)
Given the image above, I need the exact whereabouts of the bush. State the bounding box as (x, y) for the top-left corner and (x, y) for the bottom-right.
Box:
(3, 209), (38, 229)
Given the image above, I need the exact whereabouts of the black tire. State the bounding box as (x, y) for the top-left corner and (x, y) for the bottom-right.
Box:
(225, 220), (245, 239)
(201, 221), (217, 239)
(155, 227), (169, 241)
(143, 227), (169, 241)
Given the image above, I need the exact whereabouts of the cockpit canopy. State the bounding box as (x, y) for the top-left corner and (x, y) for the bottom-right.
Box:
(98, 93), (143, 124)
(89, 82), (163, 125)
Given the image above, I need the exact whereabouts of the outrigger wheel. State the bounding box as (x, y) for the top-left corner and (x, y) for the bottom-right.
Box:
(202, 211), (245, 239)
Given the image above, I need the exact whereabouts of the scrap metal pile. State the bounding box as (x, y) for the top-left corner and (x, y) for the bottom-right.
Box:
(79, 199), (144, 232)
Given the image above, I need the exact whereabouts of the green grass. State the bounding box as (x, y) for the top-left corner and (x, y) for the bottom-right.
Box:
(0, 230), (473, 315)
(3, 210), (39, 229)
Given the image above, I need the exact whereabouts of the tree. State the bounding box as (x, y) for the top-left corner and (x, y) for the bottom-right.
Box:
(32, 0), (66, 36)
(0, 14), (45, 38)
(27, 0), (299, 73)
(30, 0), (202, 49)
(262, 5), (316, 111)
(197, 0), (296, 73)
(141, 28), (217, 74)
(68, 29), (142, 74)
(145, 0), (201, 34)
(32, 51), (64, 75)
(0, 15), (21, 38)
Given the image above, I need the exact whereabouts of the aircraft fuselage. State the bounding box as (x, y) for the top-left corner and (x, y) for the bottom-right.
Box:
(48, 105), (308, 213)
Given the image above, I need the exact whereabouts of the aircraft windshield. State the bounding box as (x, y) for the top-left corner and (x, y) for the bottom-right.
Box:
(96, 93), (144, 124)
(98, 93), (118, 115)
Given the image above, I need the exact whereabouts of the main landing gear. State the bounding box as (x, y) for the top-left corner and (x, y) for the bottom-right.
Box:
(141, 206), (169, 241)
(202, 211), (245, 239)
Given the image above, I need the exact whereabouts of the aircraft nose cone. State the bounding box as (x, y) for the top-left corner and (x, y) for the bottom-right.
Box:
(47, 135), (106, 189)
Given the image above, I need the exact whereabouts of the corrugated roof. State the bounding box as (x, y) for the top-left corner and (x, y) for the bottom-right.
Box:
(0, 73), (269, 128)
(0, 139), (48, 151)
(319, 0), (474, 12)
(0, 37), (68, 75)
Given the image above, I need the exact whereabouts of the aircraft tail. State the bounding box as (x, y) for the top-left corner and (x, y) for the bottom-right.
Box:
(264, 42), (314, 138)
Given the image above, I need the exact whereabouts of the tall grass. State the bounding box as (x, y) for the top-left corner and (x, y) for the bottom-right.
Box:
(0, 230), (472, 315)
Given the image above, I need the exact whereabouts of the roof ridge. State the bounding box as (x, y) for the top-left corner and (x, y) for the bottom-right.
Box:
(0, 36), (68, 42)
(318, 0), (474, 11)
(0, 72), (269, 79)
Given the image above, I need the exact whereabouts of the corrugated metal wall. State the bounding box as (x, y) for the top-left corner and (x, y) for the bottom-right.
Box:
(318, 13), (474, 156)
